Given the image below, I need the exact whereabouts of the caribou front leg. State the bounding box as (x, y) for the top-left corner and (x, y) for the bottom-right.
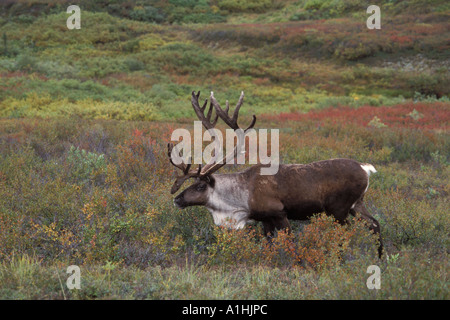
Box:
(262, 214), (291, 239)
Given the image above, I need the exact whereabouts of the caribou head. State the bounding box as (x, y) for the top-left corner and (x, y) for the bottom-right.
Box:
(169, 90), (256, 211)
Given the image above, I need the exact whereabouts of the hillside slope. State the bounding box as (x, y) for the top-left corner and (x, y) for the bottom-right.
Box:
(0, 0), (448, 120)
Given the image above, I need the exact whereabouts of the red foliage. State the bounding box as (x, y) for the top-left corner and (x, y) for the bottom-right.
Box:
(197, 13), (449, 58)
(132, 128), (144, 137)
(264, 102), (450, 131)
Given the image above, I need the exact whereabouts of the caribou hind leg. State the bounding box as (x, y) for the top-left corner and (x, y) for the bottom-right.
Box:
(323, 195), (383, 259)
(350, 199), (383, 258)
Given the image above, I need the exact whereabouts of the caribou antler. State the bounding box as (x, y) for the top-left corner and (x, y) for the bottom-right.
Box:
(168, 142), (202, 194)
(168, 142), (190, 174)
(168, 91), (218, 193)
(199, 91), (256, 176)
(210, 91), (256, 132)
(191, 91), (218, 130)
(168, 90), (257, 193)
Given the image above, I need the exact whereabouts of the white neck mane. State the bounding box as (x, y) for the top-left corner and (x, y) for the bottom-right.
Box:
(205, 174), (251, 229)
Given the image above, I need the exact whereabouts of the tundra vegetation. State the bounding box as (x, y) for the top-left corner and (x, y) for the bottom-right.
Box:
(0, 0), (448, 299)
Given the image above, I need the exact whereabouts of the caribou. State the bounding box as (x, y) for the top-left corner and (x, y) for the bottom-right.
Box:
(168, 91), (383, 257)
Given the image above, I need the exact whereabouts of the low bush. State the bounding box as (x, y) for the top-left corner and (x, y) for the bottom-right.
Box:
(0, 114), (447, 298)
(67, 146), (107, 183)
(207, 213), (380, 269)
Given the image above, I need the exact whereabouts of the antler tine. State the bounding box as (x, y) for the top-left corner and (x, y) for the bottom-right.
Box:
(206, 100), (214, 123)
(200, 144), (238, 177)
(168, 143), (187, 172)
(235, 91), (257, 132)
(183, 157), (192, 174)
(191, 91), (219, 130)
(245, 114), (257, 131)
(210, 91), (234, 129)
(168, 142), (204, 181)
(196, 91), (206, 111)
(210, 91), (256, 132)
(231, 91), (245, 124)
(225, 100), (230, 115)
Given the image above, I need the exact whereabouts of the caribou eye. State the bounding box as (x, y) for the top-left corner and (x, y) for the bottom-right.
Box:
(196, 184), (206, 191)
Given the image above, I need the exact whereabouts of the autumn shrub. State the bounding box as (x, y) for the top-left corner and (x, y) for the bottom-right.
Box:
(296, 215), (352, 269)
(206, 213), (380, 270)
(0, 119), (190, 266)
(268, 102), (450, 131)
(292, 214), (379, 269)
(207, 225), (265, 266)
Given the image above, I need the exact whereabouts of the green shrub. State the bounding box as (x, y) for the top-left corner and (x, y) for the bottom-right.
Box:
(15, 54), (38, 72)
(67, 146), (107, 183)
(123, 57), (145, 71)
(218, 0), (275, 13)
(129, 6), (165, 23)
